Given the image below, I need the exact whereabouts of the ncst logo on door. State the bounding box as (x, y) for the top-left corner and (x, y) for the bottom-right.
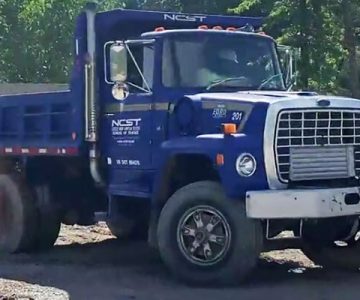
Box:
(111, 118), (142, 136)
(112, 119), (141, 127)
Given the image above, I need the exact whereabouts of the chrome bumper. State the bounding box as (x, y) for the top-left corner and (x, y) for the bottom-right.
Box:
(246, 187), (360, 219)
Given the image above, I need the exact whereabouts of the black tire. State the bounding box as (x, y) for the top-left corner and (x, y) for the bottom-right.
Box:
(302, 239), (360, 270)
(32, 185), (61, 250)
(106, 215), (148, 241)
(0, 174), (38, 253)
(302, 218), (360, 270)
(157, 181), (263, 286)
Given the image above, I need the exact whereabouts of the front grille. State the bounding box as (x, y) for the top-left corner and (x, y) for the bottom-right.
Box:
(275, 109), (360, 182)
(289, 145), (355, 181)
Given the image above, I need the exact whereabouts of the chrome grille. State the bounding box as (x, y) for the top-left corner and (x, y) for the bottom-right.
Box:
(275, 109), (360, 182)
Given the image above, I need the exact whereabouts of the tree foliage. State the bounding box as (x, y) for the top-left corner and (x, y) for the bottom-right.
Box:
(0, 0), (121, 83)
(0, 0), (359, 97)
(232, 0), (359, 95)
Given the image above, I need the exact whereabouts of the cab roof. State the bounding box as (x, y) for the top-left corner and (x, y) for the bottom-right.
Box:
(96, 8), (263, 31)
(141, 28), (274, 42)
(93, 8), (263, 42)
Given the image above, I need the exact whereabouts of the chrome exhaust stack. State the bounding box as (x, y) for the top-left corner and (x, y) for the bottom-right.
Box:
(84, 2), (104, 186)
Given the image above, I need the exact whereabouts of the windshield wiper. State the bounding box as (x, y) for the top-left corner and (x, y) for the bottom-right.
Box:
(206, 76), (249, 91)
(257, 73), (283, 90)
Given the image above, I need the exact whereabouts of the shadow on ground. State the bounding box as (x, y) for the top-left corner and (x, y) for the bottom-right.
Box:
(0, 238), (360, 300)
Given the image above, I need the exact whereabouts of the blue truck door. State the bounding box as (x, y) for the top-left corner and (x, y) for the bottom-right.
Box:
(101, 42), (155, 197)
(104, 94), (152, 169)
(103, 94), (153, 197)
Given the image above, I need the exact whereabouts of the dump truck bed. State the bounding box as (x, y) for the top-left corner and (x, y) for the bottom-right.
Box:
(0, 90), (84, 156)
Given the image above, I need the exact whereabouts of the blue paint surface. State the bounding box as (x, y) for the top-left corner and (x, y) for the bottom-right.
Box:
(0, 8), (291, 202)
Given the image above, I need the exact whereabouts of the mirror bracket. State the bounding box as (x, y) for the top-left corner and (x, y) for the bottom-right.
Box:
(277, 44), (300, 90)
(103, 39), (155, 90)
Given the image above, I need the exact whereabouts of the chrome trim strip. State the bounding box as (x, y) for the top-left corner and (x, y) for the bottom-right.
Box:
(201, 101), (253, 112)
(104, 102), (169, 113)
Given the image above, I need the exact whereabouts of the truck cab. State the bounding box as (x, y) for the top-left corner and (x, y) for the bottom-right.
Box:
(0, 3), (359, 286)
(103, 28), (284, 195)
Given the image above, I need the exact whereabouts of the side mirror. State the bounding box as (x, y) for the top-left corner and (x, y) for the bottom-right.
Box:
(110, 43), (127, 82)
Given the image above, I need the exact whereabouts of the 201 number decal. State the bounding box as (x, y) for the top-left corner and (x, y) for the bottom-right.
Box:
(231, 112), (243, 121)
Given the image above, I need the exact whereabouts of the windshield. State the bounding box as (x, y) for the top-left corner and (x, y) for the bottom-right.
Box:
(162, 32), (285, 90)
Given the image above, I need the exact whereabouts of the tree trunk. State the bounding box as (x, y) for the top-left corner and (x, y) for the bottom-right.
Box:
(299, 0), (310, 89)
(342, 0), (360, 98)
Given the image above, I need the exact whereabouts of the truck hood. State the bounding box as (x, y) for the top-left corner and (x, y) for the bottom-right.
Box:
(189, 90), (359, 104)
(183, 90), (360, 136)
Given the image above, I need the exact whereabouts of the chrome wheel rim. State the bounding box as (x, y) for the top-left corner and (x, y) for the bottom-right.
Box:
(177, 205), (231, 266)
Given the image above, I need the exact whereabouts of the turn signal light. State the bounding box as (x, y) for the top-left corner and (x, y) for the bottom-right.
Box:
(222, 123), (237, 135)
(216, 154), (225, 166)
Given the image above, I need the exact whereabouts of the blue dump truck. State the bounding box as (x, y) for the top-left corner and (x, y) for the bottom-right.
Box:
(1, 1), (360, 285)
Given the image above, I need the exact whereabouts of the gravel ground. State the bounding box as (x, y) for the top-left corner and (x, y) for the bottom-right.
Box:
(0, 223), (359, 300)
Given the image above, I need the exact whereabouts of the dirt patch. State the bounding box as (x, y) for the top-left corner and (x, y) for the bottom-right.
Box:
(0, 223), (359, 300)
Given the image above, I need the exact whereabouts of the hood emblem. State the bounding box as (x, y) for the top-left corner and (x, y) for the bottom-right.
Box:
(317, 99), (331, 107)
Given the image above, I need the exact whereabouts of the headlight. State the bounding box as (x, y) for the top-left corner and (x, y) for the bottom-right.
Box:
(236, 153), (256, 177)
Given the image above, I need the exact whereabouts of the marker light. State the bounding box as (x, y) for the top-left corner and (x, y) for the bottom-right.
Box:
(155, 27), (165, 32)
(226, 27), (237, 31)
(213, 26), (223, 30)
(198, 25), (209, 30)
(236, 153), (257, 177)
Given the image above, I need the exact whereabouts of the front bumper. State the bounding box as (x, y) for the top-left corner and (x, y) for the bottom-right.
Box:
(246, 187), (360, 219)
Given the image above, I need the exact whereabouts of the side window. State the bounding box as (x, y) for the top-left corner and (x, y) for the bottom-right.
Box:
(143, 45), (154, 88)
(127, 44), (154, 93)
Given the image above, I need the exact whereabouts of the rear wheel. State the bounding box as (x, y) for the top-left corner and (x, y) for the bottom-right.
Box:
(106, 197), (149, 241)
(157, 181), (263, 286)
(106, 215), (148, 241)
(0, 174), (38, 253)
(32, 185), (61, 250)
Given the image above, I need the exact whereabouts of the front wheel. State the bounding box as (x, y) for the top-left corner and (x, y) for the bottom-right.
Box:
(157, 181), (263, 286)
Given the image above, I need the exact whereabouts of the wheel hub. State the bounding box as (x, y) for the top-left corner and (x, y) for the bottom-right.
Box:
(177, 205), (231, 266)
(195, 229), (208, 243)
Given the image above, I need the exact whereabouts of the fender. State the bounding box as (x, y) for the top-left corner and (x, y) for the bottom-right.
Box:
(152, 132), (269, 202)
(151, 135), (223, 201)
